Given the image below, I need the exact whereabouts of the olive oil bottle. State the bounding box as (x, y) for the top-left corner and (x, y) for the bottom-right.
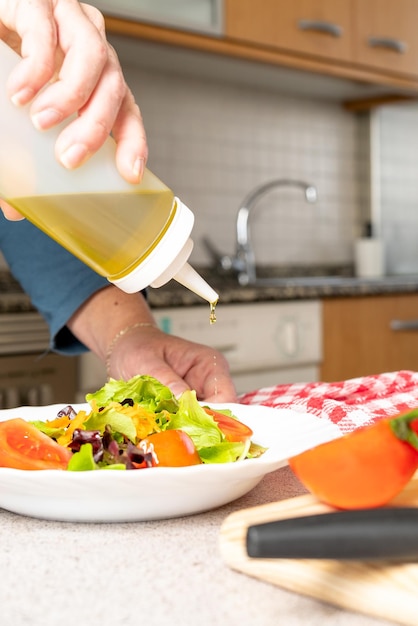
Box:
(0, 40), (218, 306)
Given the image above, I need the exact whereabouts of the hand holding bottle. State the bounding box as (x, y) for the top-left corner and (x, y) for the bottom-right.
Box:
(0, 0), (148, 205)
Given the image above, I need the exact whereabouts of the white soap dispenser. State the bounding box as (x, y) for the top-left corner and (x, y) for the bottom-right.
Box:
(354, 222), (385, 279)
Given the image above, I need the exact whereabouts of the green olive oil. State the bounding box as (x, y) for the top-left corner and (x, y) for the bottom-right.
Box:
(7, 189), (175, 280)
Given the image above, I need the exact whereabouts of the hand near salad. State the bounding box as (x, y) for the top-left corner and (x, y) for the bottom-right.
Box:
(68, 285), (238, 403)
(0, 0), (147, 220)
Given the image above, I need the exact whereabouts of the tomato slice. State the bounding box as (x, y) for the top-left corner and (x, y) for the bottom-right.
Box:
(0, 418), (72, 470)
(203, 407), (253, 443)
(140, 430), (201, 467)
(289, 418), (418, 509)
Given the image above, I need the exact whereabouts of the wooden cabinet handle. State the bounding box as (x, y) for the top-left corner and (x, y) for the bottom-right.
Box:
(368, 37), (407, 54)
(298, 19), (343, 38)
(390, 319), (418, 331)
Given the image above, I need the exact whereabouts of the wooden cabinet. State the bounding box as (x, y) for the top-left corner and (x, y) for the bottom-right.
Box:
(353, 0), (418, 78)
(226, 0), (418, 79)
(100, 0), (418, 99)
(225, 0), (353, 64)
(320, 294), (418, 382)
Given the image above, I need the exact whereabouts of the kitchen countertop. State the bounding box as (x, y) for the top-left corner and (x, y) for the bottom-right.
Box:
(147, 266), (418, 309)
(2, 267), (418, 313)
(0, 464), (396, 626)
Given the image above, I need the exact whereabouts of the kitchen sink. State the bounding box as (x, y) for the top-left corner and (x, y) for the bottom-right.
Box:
(249, 274), (418, 287)
(249, 276), (354, 287)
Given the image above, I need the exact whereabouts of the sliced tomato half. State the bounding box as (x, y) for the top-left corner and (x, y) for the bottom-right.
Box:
(140, 429), (201, 467)
(0, 418), (72, 470)
(203, 407), (253, 443)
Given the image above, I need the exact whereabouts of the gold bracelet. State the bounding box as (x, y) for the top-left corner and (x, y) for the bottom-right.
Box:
(105, 322), (156, 378)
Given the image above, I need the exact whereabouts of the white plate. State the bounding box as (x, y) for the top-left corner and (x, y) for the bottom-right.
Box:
(0, 403), (341, 522)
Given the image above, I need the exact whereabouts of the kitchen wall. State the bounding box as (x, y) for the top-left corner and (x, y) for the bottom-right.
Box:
(115, 39), (366, 270)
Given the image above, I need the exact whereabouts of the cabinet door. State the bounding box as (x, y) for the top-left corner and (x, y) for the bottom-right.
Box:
(321, 294), (418, 381)
(225, 0), (353, 63)
(353, 0), (418, 77)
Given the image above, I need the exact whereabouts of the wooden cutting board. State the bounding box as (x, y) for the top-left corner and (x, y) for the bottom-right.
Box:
(219, 478), (418, 626)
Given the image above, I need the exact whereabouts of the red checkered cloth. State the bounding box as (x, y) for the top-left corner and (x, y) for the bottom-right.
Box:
(239, 370), (418, 434)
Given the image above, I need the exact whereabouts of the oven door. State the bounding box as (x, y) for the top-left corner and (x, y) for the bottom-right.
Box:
(0, 312), (78, 408)
(0, 352), (78, 408)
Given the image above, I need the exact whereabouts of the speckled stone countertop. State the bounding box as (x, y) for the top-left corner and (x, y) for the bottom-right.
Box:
(1, 267), (418, 314)
(0, 465), (398, 626)
(147, 265), (418, 309)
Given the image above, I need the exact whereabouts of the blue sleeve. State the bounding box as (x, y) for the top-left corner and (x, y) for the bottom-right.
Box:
(0, 214), (110, 354)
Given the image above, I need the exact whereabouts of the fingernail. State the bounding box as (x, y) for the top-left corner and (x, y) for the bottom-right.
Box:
(170, 383), (189, 399)
(59, 144), (89, 169)
(10, 88), (35, 107)
(132, 157), (145, 181)
(32, 108), (63, 130)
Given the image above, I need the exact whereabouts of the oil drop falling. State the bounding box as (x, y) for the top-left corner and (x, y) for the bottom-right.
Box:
(210, 300), (218, 397)
(209, 299), (218, 325)
(212, 353), (218, 398)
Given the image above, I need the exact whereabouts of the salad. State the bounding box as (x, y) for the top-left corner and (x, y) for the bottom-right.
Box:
(0, 375), (265, 471)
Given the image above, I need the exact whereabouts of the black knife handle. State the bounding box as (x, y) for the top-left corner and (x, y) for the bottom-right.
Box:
(246, 507), (418, 560)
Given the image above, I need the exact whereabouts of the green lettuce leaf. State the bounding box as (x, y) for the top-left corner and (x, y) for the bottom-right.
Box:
(30, 421), (65, 439)
(86, 374), (179, 414)
(67, 443), (97, 471)
(83, 406), (137, 442)
(67, 443), (126, 471)
(166, 390), (223, 451)
(198, 441), (246, 464)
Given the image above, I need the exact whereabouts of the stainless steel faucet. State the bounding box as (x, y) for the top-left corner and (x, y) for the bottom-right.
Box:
(231, 179), (318, 285)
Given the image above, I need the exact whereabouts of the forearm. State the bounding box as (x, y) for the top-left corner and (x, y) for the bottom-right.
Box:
(67, 285), (155, 362)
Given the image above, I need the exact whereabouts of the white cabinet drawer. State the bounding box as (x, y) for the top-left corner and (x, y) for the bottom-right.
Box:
(153, 301), (322, 373)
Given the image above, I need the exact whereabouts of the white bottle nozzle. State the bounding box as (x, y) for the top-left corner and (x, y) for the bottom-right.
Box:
(173, 262), (219, 305)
